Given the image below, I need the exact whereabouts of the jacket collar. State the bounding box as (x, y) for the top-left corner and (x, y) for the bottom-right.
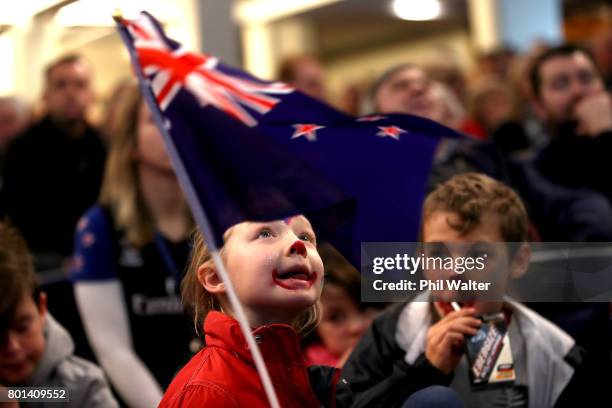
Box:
(203, 311), (306, 365)
(30, 314), (73, 385)
(395, 296), (576, 407)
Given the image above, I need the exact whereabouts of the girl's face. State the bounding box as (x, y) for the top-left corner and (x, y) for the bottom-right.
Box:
(135, 102), (173, 173)
(317, 284), (376, 357)
(220, 216), (324, 324)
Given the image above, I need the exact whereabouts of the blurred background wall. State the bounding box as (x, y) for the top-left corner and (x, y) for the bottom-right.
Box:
(1, 0), (611, 119)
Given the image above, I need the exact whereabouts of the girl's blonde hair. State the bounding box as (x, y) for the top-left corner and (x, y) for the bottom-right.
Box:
(181, 228), (321, 336)
(99, 82), (153, 246)
(99, 82), (191, 246)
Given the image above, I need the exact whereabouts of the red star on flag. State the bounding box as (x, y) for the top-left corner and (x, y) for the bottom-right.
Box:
(357, 115), (387, 122)
(291, 124), (325, 142)
(376, 126), (406, 140)
(82, 232), (96, 248)
(77, 216), (89, 232)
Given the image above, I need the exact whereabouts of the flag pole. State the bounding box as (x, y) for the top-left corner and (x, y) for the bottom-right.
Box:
(113, 11), (281, 408)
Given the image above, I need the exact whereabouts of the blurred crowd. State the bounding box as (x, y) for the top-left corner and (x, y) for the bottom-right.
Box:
(1, 22), (612, 408)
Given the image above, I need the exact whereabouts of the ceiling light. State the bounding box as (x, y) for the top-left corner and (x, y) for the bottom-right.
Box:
(392, 0), (442, 21)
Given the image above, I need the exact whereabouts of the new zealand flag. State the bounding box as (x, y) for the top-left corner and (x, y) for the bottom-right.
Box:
(115, 11), (461, 265)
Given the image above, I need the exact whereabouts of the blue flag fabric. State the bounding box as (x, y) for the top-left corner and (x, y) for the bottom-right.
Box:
(115, 11), (461, 266)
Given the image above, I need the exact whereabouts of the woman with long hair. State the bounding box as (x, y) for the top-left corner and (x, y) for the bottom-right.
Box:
(71, 82), (195, 407)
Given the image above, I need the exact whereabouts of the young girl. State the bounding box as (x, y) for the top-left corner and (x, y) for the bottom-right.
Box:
(160, 216), (343, 407)
(71, 83), (195, 407)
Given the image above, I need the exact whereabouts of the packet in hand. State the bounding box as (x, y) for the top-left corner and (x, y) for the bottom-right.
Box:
(451, 302), (516, 389)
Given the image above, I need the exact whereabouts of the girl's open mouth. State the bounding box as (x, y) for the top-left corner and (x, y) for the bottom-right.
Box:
(272, 266), (317, 290)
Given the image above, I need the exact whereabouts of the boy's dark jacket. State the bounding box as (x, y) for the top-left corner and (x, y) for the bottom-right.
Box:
(341, 302), (594, 408)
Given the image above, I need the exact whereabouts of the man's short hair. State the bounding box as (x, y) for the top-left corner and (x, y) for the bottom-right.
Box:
(44, 54), (86, 83)
(529, 44), (600, 99)
(422, 173), (528, 242)
(0, 222), (40, 343)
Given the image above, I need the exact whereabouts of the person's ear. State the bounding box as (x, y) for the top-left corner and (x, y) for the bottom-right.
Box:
(197, 261), (225, 294)
(38, 291), (48, 324)
(510, 243), (531, 279)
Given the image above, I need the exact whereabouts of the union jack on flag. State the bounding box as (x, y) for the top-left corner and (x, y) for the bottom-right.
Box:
(115, 11), (461, 266)
(122, 14), (292, 126)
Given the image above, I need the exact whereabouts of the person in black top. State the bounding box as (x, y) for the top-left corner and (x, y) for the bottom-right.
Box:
(529, 44), (612, 203)
(1, 54), (105, 266)
(71, 82), (195, 407)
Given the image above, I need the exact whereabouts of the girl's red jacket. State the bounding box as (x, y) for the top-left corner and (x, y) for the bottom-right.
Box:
(159, 311), (339, 407)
